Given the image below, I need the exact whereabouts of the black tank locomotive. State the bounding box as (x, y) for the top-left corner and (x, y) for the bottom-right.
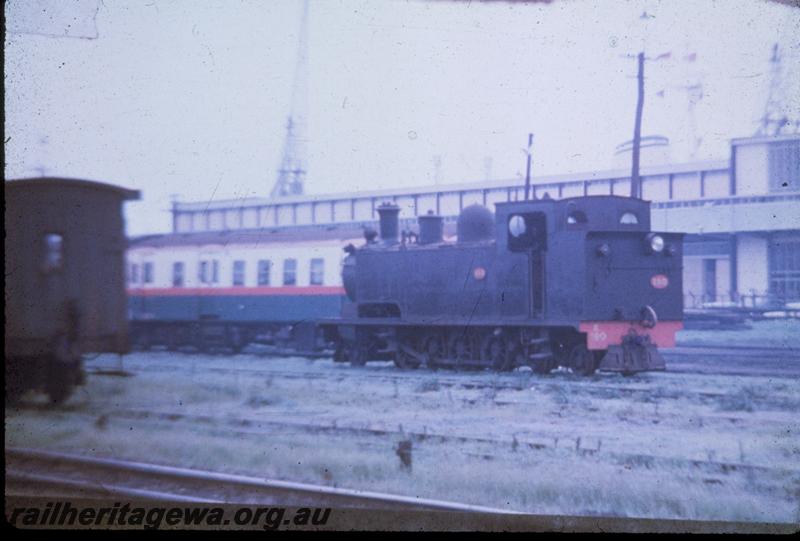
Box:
(321, 195), (683, 375)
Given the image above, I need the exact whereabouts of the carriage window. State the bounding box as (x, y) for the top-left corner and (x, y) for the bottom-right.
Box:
(130, 263), (140, 284)
(143, 262), (154, 284)
(620, 212), (639, 225)
(173, 262), (185, 287)
(257, 260), (271, 286)
(310, 258), (325, 286)
(232, 260), (246, 286)
(198, 261), (209, 283)
(283, 259), (297, 286)
(567, 210), (587, 225)
(43, 233), (63, 272)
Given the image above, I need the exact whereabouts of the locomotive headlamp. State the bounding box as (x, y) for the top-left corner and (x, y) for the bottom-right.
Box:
(645, 233), (665, 253)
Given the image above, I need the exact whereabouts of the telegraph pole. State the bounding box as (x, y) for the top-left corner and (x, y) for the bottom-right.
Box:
(524, 133), (533, 200)
(630, 52), (645, 199)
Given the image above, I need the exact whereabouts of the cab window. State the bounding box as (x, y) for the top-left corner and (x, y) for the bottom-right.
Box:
(566, 210), (587, 226)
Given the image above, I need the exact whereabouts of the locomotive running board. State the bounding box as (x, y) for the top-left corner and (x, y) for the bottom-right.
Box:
(598, 343), (666, 373)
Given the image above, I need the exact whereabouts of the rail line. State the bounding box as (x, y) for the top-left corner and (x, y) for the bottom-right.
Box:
(118, 344), (800, 380)
(666, 346), (798, 357)
(86, 356), (798, 404)
(5, 447), (517, 513)
(141, 343), (800, 357)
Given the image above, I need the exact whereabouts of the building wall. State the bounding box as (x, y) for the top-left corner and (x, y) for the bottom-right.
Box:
(737, 234), (769, 300)
(672, 172), (701, 199)
(683, 257), (703, 303)
(735, 142), (769, 195)
(704, 170), (730, 197)
(160, 135), (800, 305)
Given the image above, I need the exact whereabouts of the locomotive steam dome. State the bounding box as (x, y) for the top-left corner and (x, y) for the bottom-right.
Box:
(457, 204), (494, 243)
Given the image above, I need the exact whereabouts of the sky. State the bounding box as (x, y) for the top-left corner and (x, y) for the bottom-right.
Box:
(5, 0), (800, 235)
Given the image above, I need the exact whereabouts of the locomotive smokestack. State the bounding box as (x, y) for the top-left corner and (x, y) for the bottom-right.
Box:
(376, 202), (400, 245)
(418, 211), (443, 244)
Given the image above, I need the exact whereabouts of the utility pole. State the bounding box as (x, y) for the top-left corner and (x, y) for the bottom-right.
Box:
(630, 52), (645, 199)
(524, 133), (533, 200)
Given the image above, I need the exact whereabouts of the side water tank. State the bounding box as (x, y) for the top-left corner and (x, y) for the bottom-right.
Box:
(342, 254), (357, 301)
(457, 204), (494, 243)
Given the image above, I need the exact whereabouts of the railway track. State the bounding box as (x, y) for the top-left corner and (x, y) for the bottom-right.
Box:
(5, 447), (517, 513)
(86, 362), (733, 411)
(141, 343), (800, 357)
(118, 344), (800, 380)
(666, 346), (798, 357)
(86, 355), (798, 406)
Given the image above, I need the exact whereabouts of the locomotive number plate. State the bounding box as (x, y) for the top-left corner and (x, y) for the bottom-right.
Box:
(650, 274), (669, 289)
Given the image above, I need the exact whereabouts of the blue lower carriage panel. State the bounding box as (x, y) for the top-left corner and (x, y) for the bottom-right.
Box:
(127, 286), (347, 351)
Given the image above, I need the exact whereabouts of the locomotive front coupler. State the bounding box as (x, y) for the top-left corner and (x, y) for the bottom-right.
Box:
(596, 328), (667, 374)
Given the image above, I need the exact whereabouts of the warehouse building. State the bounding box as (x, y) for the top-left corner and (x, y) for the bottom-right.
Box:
(161, 133), (799, 308)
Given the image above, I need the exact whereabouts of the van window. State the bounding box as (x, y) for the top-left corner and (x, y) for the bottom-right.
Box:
(43, 233), (63, 272)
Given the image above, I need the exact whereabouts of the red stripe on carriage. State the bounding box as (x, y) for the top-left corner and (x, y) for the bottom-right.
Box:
(127, 286), (346, 297)
(578, 321), (683, 350)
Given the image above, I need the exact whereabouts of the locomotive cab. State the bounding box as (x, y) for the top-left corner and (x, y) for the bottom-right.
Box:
(497, 195), (683, 373)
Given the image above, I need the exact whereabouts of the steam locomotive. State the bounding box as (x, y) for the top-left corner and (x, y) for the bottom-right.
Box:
(320, 195), (683, 375)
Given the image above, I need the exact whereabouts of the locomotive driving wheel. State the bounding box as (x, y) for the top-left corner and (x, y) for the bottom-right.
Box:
(449, 333), (472, 366)
(422, 335), (444, 369)
(394, 346), (421, 370)
(485, 337), (512, 372)
(567, 343), (598, 376)
(346, 341), (368, 366)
